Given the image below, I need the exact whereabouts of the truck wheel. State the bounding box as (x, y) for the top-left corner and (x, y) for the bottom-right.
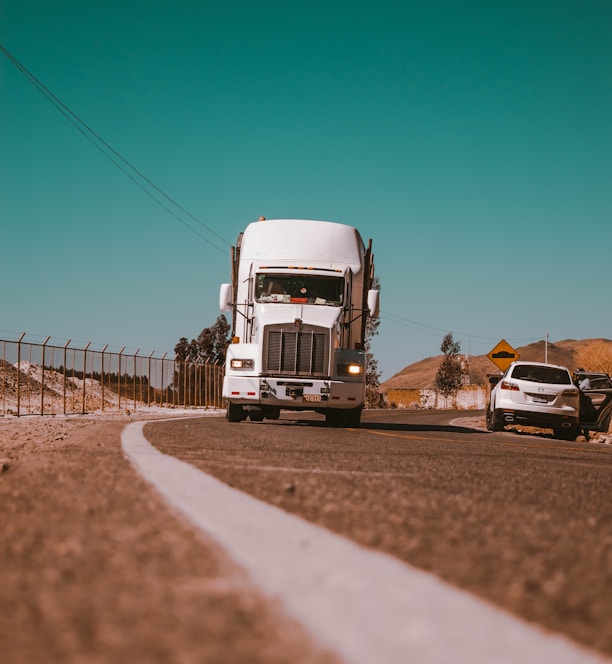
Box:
(345, 408), (362, 427)
(325, 410), (343, 427)
(263, 406), (281, 420)
(226, 403), (246, 422)
(248, 408), (265, 422)
(325, 408), (361, 427)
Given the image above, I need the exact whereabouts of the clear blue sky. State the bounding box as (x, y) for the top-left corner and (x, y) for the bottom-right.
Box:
(1, 1), (611, 381)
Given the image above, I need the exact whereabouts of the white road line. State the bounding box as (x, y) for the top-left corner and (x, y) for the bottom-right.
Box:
(187, 461), (419, 478)
(122, 420), (609, 664)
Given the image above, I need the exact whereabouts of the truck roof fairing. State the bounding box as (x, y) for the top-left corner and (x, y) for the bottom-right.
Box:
(238, 219), (365, 273)
(253, 266), (346, 276)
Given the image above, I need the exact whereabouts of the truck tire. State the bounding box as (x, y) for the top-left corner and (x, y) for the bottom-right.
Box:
(226, 402), (246, 422)
(325, 408), (362, 427)
(262, 406), (281, 420)
(248, 408), (265, 422)
(325, 410), (343, 427)
(345, 407), (362, 427)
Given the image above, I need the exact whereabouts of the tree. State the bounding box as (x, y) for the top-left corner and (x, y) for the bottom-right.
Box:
(174, 315), (231, 364)
(174, 337), (198, 363)
(434, 332), (464, 400)
(364, 276), (382, 408)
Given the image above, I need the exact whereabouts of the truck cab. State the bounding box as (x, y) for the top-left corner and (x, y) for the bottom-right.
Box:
(220, 218), (378, 426)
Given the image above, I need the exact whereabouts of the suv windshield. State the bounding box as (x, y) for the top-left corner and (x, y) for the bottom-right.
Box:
(255, 274), (344, 306)
(510, 364), (571, 385)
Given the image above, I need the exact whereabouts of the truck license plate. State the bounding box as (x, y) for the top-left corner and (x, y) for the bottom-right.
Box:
(304, 394), (321, 403)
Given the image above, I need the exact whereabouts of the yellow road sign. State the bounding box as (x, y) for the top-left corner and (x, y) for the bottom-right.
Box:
(487, 339), (520, 372)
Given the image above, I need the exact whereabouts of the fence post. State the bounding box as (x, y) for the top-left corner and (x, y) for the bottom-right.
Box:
(204, 360), (209, 407)
(101, 344), (108, 412)
(118, 346), (126, 411)
(0, 340), (4, 414)
(62, 339), (71, 415)
(174, 355), (179, 408)
(40, 336), (51, 415)
(81, 342), (91, 415)
(160, 352), (167, 406)
(147, 351), (154, 407)
(208, 360), (212, 408)
(16, 332), (25, 417)
(196, 363), (201, 408)
(133, 349), (140, 412)
(215, 359), (222, 409)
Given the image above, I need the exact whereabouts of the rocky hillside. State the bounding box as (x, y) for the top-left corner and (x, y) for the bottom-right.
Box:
(381, 338), (612, 391)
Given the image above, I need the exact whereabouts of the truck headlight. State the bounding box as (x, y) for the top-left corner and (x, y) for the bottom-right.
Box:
(230, 359), (254, 370)
(338, 363), (362, 376)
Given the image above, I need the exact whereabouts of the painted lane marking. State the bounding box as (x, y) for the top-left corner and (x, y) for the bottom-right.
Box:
(122, 420), (609, 664)
(186, 461), (419, 478)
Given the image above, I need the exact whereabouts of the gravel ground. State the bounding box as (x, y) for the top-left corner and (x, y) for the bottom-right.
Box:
(0, 411), (340, 664)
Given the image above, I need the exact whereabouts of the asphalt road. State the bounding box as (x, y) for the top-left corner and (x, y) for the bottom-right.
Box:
(144, 409), (612, 659)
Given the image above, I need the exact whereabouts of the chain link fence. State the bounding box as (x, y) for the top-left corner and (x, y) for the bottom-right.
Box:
(0, 334), (224, 416)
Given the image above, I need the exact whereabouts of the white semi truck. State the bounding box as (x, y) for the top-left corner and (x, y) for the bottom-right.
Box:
(219, 218), (379, 426)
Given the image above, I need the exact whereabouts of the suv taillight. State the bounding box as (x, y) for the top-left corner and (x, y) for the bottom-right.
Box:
(500, 380), (520, 391)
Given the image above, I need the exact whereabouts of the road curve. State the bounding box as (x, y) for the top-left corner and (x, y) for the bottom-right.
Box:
(123, 419), (609, 664)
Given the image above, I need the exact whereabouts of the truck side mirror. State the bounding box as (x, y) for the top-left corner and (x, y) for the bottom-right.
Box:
(219, 283), (232, 312)
(367, 289), (380, 318)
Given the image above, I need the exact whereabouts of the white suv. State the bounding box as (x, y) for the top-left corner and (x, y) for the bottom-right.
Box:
(486, 361), (580, 440)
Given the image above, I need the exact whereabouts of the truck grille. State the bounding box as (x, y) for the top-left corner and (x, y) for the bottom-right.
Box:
(264, 328), (328, 376)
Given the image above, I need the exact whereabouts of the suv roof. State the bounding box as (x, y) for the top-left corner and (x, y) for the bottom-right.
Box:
(509, 360), (569, 369)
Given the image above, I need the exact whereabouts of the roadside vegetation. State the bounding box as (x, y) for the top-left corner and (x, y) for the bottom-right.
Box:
(434, 332), (466, 402)
(574, 339), (612, 375)
(365, 276), (382, 408)
(175, 315), (231, 364)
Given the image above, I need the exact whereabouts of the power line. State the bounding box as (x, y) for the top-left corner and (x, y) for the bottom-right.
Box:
(380, 310), (545, 346)
(0, 45), (554, 347)
(0, 43), (231, 253)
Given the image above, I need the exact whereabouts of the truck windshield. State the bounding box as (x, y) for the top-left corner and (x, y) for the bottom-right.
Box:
(255, 274), (344, 306)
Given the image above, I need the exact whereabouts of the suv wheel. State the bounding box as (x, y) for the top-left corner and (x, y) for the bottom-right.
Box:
(486, 407), (504, 432)
(553, 424), (579, 441)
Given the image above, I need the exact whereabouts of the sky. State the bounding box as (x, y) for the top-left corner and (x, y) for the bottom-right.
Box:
(1, 0), (611, 381)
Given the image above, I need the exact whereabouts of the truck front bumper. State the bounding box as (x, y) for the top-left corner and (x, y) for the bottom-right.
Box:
(222, 375), (364, 410)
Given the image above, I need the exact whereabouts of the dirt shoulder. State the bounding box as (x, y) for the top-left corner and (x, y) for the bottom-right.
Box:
(0, 413), (339, 664)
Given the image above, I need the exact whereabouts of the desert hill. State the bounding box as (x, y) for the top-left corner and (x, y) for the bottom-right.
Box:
(381, 338), (612, 391)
